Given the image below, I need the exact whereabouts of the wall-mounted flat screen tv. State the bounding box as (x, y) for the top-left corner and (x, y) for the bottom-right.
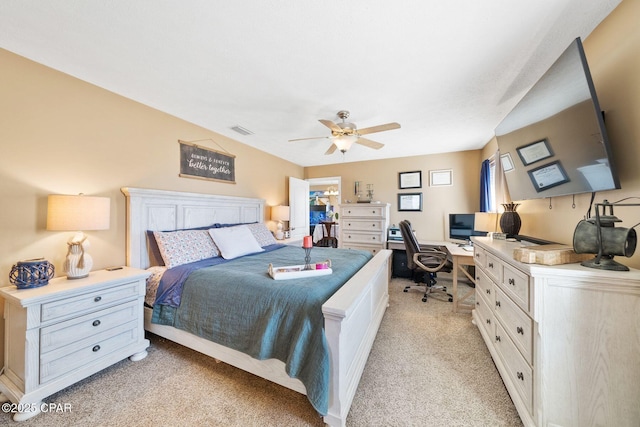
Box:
(495, 37), (620, 201)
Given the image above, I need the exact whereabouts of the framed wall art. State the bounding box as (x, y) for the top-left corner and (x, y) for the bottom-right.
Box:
(398, 192), (423, 211)
(517, 138), (553, 166)
(527, 160), (569, 192)
(398, 171), (422, 189)
(429, 169), (452, 186)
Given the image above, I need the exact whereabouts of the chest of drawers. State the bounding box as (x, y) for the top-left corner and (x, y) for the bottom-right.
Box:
(0, 267), (150, 421)
(472, 237), (640, 427)
(339, 203), (390, 255)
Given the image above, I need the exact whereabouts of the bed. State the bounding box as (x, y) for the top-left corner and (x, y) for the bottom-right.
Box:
(121, 187), (391, 426)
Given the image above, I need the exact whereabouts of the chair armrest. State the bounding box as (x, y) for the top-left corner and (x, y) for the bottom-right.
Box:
(413, 249), (449, 272)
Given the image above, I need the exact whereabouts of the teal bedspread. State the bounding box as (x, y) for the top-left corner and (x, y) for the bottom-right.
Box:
(151, 245), (372, 415)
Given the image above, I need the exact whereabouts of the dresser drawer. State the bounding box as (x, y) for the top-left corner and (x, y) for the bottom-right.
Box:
(475, 269), (495, 308)
(40, 321), (138, 384)
(475, 288), (495, 339)
(484, 253), (502, 284)
(494, 287), (533, 364)
(40, 300), (138, 354)
(495, 322), (533, 415)
(341, 244), (384, 256)
(501, 263), (530, 313)
(41, 281), (140, 323)
(474, 246), (486, 268)
(341, 205), (386, 218)
(341, 219), (385, 232)
(342, 230), (385, 246)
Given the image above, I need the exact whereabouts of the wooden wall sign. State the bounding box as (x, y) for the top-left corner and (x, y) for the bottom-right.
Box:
(178, 140), (236, 184)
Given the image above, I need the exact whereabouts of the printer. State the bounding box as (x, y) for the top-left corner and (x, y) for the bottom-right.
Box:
(388, 225), (402, 241)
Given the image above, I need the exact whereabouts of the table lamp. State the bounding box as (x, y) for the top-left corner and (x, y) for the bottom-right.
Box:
(271, 205), (290, 240)
(474, 212), (500, 238)
(47, 194), (111, 279)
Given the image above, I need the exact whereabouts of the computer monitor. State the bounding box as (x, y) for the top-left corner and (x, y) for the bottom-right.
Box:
(448, 213), (487, 244)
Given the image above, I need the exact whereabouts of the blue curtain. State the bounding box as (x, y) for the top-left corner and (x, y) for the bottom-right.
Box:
(479, 159), (491, 212)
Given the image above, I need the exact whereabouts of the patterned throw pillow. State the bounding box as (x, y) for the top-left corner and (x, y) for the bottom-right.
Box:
(246, 222), (278, 247)
(145, 266), (167, 306)
(152, 230), (219, 269)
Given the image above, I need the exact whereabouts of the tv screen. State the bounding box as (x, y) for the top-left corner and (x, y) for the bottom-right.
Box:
(449, 214), (487, 242)
(495, 37), (620, 201)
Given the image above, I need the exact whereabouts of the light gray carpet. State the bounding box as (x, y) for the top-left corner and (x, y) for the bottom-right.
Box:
(1, 275), (523, 426)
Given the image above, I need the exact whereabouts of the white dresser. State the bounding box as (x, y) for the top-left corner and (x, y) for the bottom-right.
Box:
(339, 203), (390, 255)
(472, 237), (640, 427)
(0, 267), (150, 421)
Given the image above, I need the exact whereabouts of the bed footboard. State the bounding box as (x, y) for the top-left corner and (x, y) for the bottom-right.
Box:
(322, 249), (392, 427)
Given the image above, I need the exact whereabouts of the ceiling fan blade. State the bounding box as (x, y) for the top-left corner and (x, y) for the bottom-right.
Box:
(325, 144), (338, 155)
(355, 137), (384, 150)
(288, 136), (327, 142)
(319, 119), (343, 134)
(357, 122), (401, 136)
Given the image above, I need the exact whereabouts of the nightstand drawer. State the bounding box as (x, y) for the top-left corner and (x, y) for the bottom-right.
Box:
(40, 321), (138, 384)
(40, 300), (138, 354)
(41, 281), (140, 322)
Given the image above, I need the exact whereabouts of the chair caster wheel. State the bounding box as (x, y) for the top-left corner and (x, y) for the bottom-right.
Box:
(448, 298), (453, 302)
(422, 297), (427, 302)
(403, 288), (409, 292)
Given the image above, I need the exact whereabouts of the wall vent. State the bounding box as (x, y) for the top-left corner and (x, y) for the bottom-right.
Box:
(230, 125), (254, 136)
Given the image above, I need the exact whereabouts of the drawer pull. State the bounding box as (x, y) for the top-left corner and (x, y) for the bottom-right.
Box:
(516, 326), (524, 335)
(495, 335), (501, 342)
(476, 301), (480, 306)
(92, 320), (101, 327)
(371, 223), (376, 227)
(92, 345), (101, 352)
(495, 301), (501, 307)
(486, 319), (491, 325)
(486, 289), (491, 295)
(475, 253), (480, 258)
(488, 262), (494, 268)
(517, 372), (524, 381)
(94, 296), (102, 303)
(508, 278), (515, 285)
(348, 223), (351, 226)
(372, 210), (376, 214)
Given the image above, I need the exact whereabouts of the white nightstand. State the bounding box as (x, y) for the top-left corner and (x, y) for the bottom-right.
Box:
(0, 267), (150, 421)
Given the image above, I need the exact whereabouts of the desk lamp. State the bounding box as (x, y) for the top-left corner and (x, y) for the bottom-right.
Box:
(47, 194), (111, 279)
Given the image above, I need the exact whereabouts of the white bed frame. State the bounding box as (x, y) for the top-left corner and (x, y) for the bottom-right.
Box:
(121, 187), (391, 426)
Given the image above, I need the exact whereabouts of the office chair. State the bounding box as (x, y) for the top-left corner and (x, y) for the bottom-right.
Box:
(398, 220), (453, 302)
(316, 221), (338, 248)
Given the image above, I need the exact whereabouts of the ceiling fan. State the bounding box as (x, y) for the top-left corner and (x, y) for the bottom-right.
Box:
(289, 110), (401, 155)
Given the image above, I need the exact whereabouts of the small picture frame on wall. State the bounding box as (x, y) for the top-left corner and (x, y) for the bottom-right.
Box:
(516, 138), (553, 166)
(429, 169), (452, 187)
(527, 160), (570, 192)
(500, 153), (514, 172)
(398, 193), (423, 211)
(398, 171), (422, 189)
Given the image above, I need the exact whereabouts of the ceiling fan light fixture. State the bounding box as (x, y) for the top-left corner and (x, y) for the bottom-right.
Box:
(333, 135), (357, 153)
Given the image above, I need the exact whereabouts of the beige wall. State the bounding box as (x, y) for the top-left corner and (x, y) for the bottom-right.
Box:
(306, 150), (483, 242)
(0, 49), (304, 282)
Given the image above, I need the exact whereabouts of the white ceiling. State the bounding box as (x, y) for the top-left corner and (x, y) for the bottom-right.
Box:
(0, 0), (621, 167)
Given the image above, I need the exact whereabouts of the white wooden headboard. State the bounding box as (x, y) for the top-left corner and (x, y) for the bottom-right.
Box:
(121, 187), (265, 269)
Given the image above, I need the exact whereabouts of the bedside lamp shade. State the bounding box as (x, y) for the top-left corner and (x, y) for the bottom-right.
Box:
(47, 194), (111, 279)
(271, 205), (290, 240)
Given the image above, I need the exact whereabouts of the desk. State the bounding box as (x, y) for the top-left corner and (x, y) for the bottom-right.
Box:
(387, 240), (475, 313)
(312, 222), (339, 243)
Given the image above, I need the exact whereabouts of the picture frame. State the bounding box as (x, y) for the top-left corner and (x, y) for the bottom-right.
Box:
(398, 192), (423, 211)
(527, 160), (570, 192)
(516, 138), (553, 166)
(429, 169), (452, 187)
(500, 153), (514, 172)
(398, 171), (422, 189)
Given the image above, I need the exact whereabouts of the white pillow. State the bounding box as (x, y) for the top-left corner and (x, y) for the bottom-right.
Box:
(208, 225), (265, 260)
(153, 230), (219, 269)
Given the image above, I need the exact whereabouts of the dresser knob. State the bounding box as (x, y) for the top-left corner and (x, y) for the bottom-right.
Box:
(517, 372), (524, 381)
(92, 320), (101, 327)
(495, 335), (501, 342)
(486, 289), (491, 294)
(495, 301), (501, 307)
(517, 326), (524, 335)
(92, 345), (101, 352)
(508, 278), (515, 285)
(486, 319), (491, 325)
(94, 296), (102, 302)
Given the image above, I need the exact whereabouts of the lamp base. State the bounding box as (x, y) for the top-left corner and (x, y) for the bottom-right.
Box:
(580, 256), (629, 271)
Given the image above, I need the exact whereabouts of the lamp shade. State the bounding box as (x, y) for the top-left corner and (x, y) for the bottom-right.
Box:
(474, 212), (498, 233)
(47, 194), (111, 231)
(271, 205), (290, 222)
(332, 135), (357, 153)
